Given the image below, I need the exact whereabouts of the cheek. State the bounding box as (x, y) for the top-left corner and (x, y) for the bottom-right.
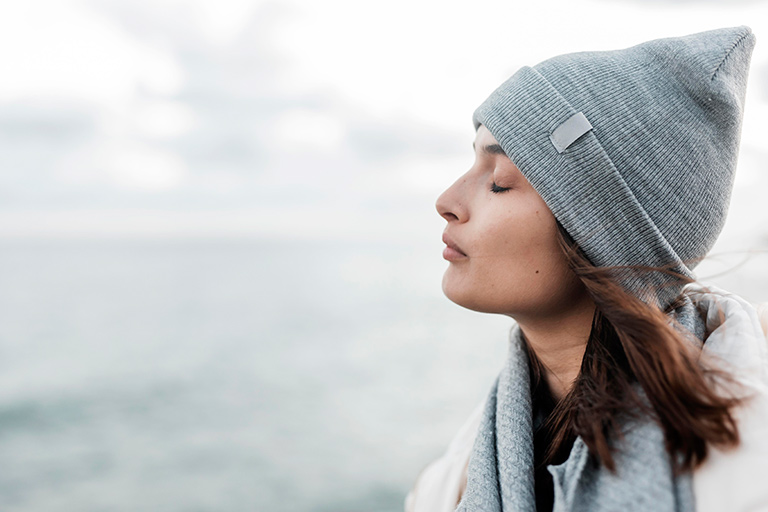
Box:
(443, 205), (581, 315)
(490, 219), (569, 291)
(484, 205), (560, 270)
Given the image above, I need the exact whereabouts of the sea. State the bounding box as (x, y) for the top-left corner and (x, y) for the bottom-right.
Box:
(0, 235), (765, 511)
(0, 236), (512, 512)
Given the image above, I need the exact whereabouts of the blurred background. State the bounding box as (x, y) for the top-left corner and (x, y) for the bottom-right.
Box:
(0, 0), (766, 510)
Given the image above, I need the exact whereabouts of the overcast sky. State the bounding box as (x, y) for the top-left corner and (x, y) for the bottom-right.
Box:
(0, 0), (766, 242)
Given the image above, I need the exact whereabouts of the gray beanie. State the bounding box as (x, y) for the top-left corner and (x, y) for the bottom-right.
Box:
(473, 26), (756, 307)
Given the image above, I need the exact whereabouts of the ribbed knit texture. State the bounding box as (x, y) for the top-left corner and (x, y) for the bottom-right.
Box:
(473, 27), (755, 307)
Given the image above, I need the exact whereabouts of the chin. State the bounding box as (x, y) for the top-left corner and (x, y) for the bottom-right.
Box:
(442, 273), (504, 315)
(442, 272), (470, 309)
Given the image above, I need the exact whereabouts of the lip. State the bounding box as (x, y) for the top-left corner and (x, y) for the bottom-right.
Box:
(442, 232), (468, 261)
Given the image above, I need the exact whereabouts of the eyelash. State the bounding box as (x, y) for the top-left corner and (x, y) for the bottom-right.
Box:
(491, 182), (511, 193)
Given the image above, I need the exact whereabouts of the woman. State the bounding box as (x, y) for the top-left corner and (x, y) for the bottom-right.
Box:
(406, 26), (768, 512)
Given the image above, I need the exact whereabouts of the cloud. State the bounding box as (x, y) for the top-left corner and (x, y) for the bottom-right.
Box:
(0, 99), (96, 145)
(1, 0), (765, 239)
(0, 99), (97, 205)
(346, 117), (464, 163)
(0, 2), (183, 103)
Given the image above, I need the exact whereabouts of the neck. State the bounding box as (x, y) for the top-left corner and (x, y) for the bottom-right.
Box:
(516, 294), (596, 402)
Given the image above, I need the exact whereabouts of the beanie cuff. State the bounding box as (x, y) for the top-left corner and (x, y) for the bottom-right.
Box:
(473, 66), (694, 306)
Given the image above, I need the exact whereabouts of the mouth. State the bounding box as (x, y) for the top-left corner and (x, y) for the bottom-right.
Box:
(442, 232), (468, 261)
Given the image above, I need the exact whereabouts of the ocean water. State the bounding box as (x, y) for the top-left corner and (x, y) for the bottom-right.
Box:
(0, 237), (511, 512)
(0, 235), (766, 512)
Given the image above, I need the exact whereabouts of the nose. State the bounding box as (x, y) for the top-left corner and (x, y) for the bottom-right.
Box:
(435, 175), (468, 223)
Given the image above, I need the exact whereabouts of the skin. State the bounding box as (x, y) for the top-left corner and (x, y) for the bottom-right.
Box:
(435, 125), (596, 401)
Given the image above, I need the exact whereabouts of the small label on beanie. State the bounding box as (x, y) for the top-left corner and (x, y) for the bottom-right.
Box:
(550, 112), (593, 153)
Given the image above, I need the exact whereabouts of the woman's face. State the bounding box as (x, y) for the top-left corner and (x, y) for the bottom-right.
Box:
(436, 125), (586, 319)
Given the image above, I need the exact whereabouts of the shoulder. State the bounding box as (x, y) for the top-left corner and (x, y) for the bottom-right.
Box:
(405, 401), (483, 512)
(687, 284), (768, 512)
(684, 283), (768, 390)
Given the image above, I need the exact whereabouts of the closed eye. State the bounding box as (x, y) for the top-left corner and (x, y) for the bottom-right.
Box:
(491, 182), (511, 193)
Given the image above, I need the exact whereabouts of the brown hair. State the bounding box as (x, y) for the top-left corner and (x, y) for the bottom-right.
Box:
(530, 222), (743, 474)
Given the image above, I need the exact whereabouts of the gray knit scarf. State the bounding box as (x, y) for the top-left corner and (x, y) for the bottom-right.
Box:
(456, 298), (706, 512)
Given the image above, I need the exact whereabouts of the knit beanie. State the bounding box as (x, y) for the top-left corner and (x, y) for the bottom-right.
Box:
(473, 26), (756, 308)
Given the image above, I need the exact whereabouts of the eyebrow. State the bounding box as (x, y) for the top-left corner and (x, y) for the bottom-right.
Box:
(472, 142), (508, 156)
